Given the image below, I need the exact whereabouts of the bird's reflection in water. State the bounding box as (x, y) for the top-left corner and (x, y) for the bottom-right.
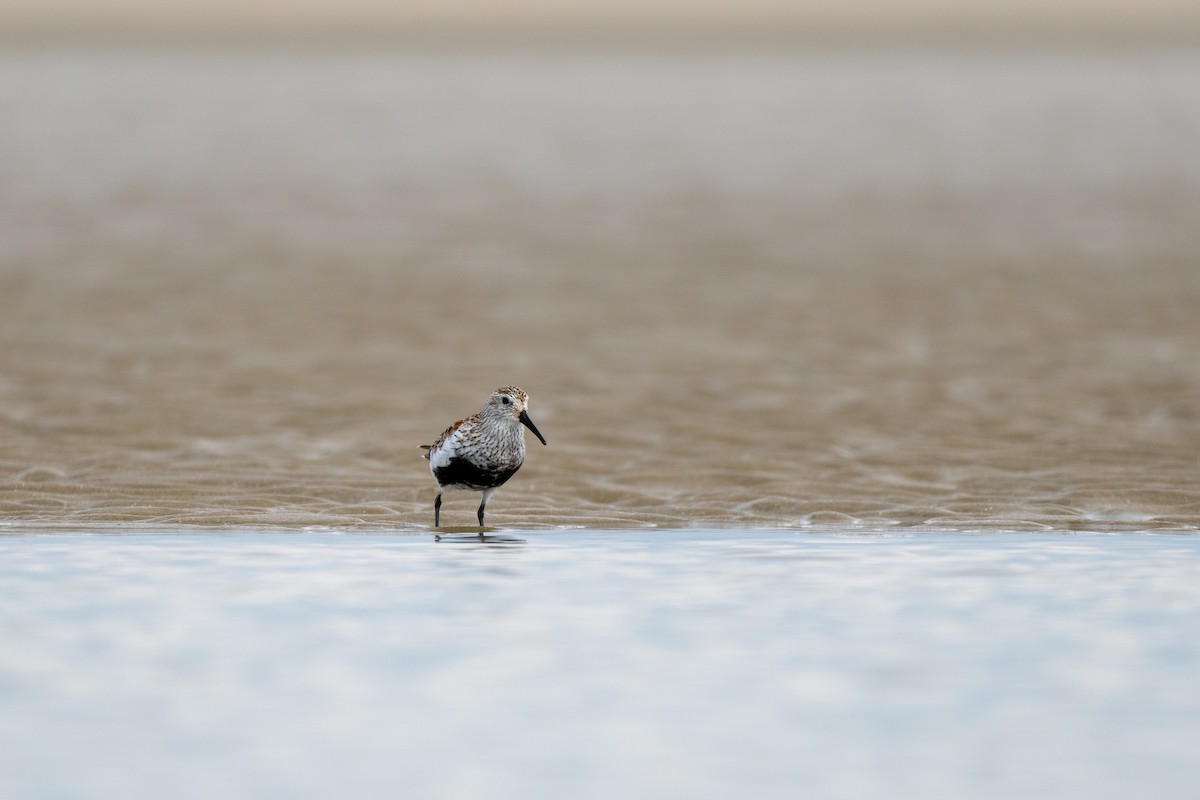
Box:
(433, 529), (526, 546)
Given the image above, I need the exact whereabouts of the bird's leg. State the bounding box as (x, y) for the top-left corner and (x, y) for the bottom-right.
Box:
(477, 487), (495, 529)
(434, 492), (442, 528)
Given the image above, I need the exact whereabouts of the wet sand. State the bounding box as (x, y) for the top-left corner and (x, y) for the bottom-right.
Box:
(2, 49), (1199, 530)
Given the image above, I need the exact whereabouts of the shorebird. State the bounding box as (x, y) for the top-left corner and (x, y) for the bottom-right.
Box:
(420, 386), (547, 527)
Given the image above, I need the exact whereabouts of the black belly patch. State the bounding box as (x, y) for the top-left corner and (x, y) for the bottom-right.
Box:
(434, 458), (520, 490)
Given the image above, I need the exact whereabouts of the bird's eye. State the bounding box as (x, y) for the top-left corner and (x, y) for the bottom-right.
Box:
(501, 396), (512, 405)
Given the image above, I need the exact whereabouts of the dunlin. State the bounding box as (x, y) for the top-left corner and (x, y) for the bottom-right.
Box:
(421, 385), (547, 527)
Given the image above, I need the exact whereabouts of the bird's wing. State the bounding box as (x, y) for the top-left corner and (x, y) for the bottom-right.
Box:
(422, 417), (468, 461)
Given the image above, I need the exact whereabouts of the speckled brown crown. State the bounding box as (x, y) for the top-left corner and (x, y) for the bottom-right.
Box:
(494, 386), (528, 403)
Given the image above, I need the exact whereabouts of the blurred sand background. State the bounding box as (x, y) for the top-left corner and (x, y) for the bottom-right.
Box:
(1, 4), (1198, 530)
(4, 0), (1200, 43)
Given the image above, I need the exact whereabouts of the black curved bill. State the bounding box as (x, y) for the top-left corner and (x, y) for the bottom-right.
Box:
(519, 410), (547, 445)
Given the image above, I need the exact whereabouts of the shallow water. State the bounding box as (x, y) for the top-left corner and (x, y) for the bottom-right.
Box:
(1, 529), (1198, 799)
(3, 46), (1198, 800)
(1, 49), (1200, 530)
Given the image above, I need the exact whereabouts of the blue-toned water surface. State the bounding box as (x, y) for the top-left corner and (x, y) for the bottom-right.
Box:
(1, 529), (1197, 799)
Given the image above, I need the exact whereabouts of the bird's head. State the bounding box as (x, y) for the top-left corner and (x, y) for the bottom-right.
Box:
(485, 385), (546, 445)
